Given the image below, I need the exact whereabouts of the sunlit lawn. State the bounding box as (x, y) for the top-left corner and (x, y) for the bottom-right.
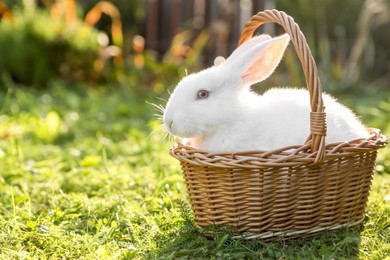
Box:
(0, 84), (388, 259)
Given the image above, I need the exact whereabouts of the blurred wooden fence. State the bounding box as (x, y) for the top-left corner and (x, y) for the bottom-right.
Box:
(143, 0), (276, 66)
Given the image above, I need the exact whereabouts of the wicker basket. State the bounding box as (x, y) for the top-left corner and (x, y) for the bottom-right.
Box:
(170, 9), (387, 240)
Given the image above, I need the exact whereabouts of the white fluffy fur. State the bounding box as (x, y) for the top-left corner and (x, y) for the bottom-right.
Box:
(163, 34), (369, 152)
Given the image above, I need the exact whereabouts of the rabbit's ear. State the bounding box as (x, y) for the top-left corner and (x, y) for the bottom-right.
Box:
(227, 34), (272, 61)
(226, 34), (290, 87)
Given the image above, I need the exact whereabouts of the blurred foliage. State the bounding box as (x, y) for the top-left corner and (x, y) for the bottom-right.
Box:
(0, 0), (187, 91)
(126, 51), (184, 94)
(0, 0), (22, 9)
(0, 0), (124, 88)
(0, 6), (100, 87)
(80, 0), (145, 39)
(276, 0), (390, 91)
(0, 0), (388, 94)
(124, 29), (209, 94)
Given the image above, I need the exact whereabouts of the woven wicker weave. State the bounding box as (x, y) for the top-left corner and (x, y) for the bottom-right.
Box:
(170, 9), (387, 240)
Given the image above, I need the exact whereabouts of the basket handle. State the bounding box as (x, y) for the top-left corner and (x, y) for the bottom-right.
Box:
(239, 9), (326, 163)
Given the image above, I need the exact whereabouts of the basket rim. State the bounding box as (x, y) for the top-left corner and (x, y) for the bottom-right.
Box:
(170, 128), (387, 168)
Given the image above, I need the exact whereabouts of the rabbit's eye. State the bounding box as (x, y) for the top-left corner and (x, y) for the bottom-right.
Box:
(197, 90), (209, 99)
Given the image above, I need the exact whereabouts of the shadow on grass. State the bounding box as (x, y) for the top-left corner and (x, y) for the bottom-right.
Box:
(154, 207), (363, 259)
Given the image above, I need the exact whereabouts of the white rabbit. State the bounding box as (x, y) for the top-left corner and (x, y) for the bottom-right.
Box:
(163, 34), (369, 152)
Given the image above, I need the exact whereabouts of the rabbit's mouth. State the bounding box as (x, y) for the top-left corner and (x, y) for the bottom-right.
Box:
(164, 119), (185, 137)
(164, 118), (210, 140)
(165, 121), (194, 139)
(164, 119), (174, 133)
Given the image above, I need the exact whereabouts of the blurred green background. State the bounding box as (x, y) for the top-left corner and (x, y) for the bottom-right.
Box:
(0, 0), (388, 92)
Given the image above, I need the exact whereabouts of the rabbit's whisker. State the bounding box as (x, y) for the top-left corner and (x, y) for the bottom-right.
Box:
(156, 97), (168, 104)
(146, 101), (165, 113)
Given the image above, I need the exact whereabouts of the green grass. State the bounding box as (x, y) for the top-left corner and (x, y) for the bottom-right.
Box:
(0, 84), (389, 259)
